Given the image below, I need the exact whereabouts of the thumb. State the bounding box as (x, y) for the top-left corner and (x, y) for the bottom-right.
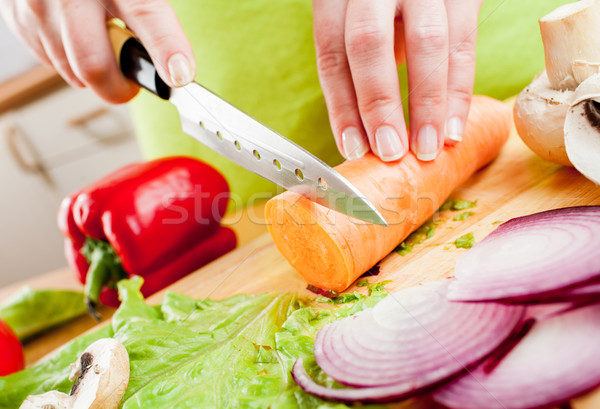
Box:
(115, 0), (196, 87)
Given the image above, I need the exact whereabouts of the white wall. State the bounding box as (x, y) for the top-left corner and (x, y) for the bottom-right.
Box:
(0, 19), (38, 83)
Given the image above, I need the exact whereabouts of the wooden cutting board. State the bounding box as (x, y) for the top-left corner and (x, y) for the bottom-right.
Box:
(151, 125), (600, 300)
(145, 122), (600, 409)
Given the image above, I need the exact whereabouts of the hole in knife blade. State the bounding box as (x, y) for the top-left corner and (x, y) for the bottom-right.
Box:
(199, 121), (205, 129)
(234, 140), (241, 151)
(216, 131), (223, 141)
(295, 168), (304, 181)
(273, 159), (282, 170)
(253, 150), (261, 160)
(318, 177), (327, 190)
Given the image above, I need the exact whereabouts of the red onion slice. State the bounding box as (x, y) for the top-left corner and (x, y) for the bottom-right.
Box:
(448, 206), (600, 303)
(292, 358), (429, 404)
(433, 303), (600, 409)
(565, 281), (600, 297)
(295, 281), (525, 401)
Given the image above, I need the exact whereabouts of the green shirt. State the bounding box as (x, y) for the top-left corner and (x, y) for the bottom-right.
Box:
(130, 0), (570, 205)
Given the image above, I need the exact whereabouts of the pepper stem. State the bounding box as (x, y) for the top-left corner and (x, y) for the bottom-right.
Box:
(81, 238), (127, 321)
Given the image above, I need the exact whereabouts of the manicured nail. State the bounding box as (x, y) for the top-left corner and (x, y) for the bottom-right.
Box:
(416, 124), (439, 161)
(375, 126), (406, 162)
(446, 117), (463, 142)
(342, 127), (369, 160)
(167, 53), (194, 86)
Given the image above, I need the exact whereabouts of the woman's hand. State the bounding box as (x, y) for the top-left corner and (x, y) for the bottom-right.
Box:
(313, 0), (483, 162)
(0, 0), (195, 103)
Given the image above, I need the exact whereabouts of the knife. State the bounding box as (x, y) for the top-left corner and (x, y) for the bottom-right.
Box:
(107, 19), (387, 226)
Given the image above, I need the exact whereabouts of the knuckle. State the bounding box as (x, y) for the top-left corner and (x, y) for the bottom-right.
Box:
(23, 0), (44, 17)
(449, 38), (476, 65)
(345, 24), (388, 56)
(448, 86), (472, 105)
(411, 93), (445, 109)
(75, 53), (107, 84)
(125, 0), (155, 20)
(359, 94), (397, 117)
(408, 24), (447, 51)
(316, 46), (347, 78)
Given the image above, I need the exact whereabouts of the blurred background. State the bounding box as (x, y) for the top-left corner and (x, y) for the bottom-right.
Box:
(0, 20), (141, 286)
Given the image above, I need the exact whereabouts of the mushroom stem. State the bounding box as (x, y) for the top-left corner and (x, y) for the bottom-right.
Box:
(540, 0), (600, 90)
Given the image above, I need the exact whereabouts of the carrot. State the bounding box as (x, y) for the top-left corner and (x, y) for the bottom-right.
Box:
(265, 95), (512, 292)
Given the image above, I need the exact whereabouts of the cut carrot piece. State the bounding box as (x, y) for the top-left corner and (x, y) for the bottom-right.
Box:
(265, 95), (512, 292)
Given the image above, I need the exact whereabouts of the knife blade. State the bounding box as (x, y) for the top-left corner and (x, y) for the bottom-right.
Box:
(107, 19), (387, 226)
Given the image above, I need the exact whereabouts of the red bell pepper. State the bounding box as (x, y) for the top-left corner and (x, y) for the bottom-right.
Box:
(58, 156), (236, 318)
(0, 318), (24, 376)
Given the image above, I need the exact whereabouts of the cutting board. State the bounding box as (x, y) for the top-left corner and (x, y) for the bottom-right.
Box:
(144, 123), (600, 409)
(151, 127), (600, 300)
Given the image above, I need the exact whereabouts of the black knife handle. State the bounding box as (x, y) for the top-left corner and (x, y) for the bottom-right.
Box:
(107, 19), (170, 100)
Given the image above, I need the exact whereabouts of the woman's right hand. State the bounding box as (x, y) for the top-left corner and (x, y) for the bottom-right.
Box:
(0, 0), (196, 103)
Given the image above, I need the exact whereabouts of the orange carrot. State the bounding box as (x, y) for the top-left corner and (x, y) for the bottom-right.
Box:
(265, 95), (512, 292)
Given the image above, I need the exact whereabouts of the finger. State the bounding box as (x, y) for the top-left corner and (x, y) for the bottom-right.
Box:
(345, 0), (408, 162)
(25, 35), (52, 68)
(1, 1), (47, 64)
(38, 30), (84, 88)
(444, 0), (482, 146)
(60, 0), (138, 102)
(114, 0), (196, 88)
(402, 0), (449, 161)
(22, 0), (84, 88)
(313, 0), (369, 160)
(10, 1), (66, 79)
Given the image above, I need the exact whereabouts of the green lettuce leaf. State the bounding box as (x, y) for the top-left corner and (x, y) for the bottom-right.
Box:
(0, 287), (87, 340)
(0, 278), (390, 409)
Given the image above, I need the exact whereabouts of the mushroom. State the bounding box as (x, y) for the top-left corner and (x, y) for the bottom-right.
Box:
(539, 0), (600, 90)
(514, 71), (574, 166)
(20, 338), (129, 409)
(565, 74), (600, 184)
(514, 0), (600, 182)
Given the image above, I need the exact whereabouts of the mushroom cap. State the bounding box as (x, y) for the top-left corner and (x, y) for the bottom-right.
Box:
(514, 71), (575, 166)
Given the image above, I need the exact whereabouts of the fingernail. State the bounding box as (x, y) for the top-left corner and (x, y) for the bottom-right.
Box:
(446, 117), (463, 142)
(342, 127), (369, 160)
(416, 124), (439, 161)
(375, 125), (406, 162)
(167, 53), (194, 86)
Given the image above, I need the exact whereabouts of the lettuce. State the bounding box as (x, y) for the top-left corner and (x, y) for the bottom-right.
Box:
(0, 277), (388, 408)
(0, 287), (87, 341)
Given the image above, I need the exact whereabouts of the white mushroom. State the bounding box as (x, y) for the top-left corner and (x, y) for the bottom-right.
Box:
(19, 391), (70, 409)
(20, 338), (129, 409)
(539, 0), (600, 90)
(564, 74), (600, 184)
(513, 71), (574, 166)
(514, 0), (600, 182)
